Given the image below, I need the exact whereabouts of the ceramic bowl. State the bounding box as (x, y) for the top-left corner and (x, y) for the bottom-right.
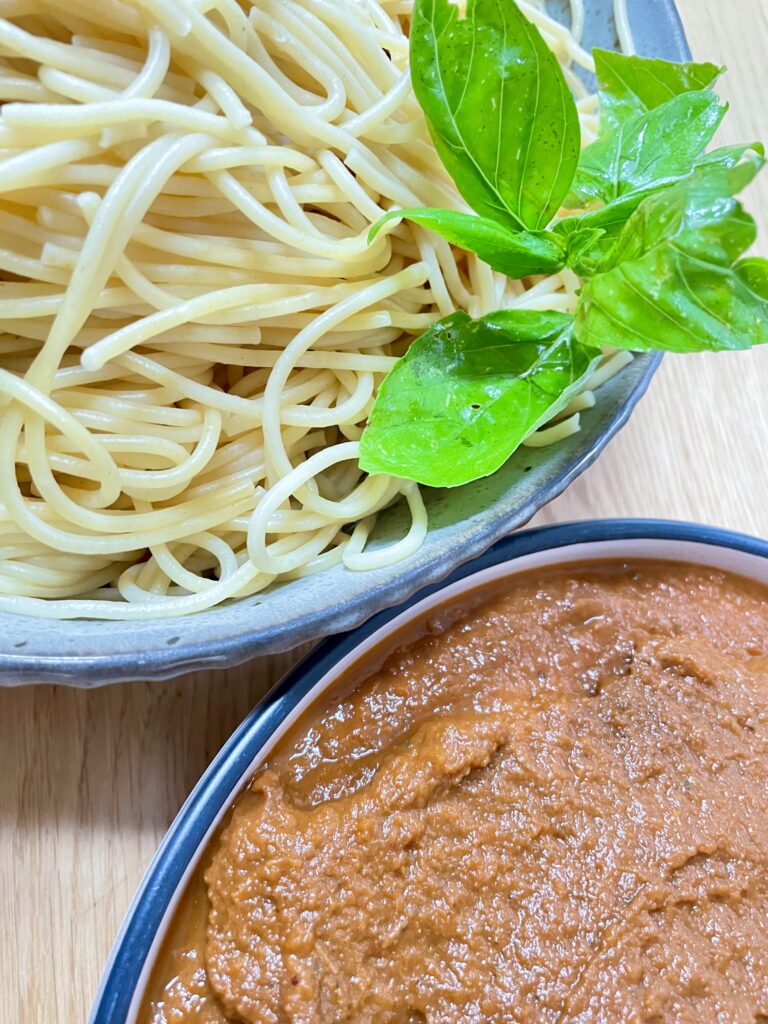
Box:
(0, 0), (690, 685)
(89, 518), (768, 1023)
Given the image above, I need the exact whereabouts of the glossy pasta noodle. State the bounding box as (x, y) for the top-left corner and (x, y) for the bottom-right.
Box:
(0, 0), (632, 619)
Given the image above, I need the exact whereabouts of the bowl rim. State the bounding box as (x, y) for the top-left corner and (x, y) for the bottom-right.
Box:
(89, 517), (768, 1024)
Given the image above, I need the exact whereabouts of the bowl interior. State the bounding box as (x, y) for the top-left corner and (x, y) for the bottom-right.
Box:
(0, 0), (689, 685)
(88, 520), (768, 1024)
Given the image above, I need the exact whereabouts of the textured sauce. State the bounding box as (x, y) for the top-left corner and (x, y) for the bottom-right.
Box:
(141, 561), (768, 1023)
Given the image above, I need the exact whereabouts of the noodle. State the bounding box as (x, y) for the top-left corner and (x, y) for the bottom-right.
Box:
(0, 0), (631, 620)
(614, 0), (636, 56)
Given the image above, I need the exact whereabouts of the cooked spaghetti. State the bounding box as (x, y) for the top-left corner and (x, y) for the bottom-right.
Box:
(0, 0), (632, 619)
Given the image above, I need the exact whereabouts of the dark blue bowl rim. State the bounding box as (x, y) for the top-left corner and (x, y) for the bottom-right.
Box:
(90, 517), (768, 1024)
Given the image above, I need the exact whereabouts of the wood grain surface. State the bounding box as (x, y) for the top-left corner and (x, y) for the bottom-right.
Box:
(2, 3), (767, 1021)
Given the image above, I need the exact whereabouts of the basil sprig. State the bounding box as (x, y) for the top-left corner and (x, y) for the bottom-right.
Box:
(360, 0), (768, 488)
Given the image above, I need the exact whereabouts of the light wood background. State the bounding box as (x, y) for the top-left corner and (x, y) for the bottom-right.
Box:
(2, 3), (767, 1021)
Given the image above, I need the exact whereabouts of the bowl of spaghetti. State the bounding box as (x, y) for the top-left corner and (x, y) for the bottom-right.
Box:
(0, 0), (693, 683)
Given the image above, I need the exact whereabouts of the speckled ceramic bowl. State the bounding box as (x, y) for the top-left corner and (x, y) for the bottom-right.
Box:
(0, 0), (690, 686)
(89, 519), (768, 1023)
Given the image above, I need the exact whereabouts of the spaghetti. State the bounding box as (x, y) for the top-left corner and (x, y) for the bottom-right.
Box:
(0, 0), (631, 619)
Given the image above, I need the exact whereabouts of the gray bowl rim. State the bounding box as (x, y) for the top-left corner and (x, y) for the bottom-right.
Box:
(89, 517), (768, 1024)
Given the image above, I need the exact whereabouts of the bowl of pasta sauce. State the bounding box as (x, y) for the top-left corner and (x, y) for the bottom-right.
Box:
(91, 519), (768, 1024)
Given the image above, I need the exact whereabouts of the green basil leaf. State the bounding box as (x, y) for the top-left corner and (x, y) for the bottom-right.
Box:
(557, 144), (763, 275)
(692, 142), (765, 191)
(594, 49), (722, 128)
(560, 224), (608, 267)
(575, 180), (768, 353)
(600, 148), (764, 272)
(550, 219), (611, 277)
(411, 0), (580, 231)
(570, 89), (725, 206)
(554, 197), (641, 275)
(576, 244), (768, 352)
(607, 198), (755, 272)
(359, 310), (600, 487)
(369, 207), (566, 277)
(738, 257), (768, 300)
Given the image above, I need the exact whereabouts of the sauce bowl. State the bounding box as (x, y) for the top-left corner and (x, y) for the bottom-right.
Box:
(90, 518), (768, 1024)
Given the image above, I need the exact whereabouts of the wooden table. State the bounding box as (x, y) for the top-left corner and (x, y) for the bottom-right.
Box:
(2, 3), (768, 1021)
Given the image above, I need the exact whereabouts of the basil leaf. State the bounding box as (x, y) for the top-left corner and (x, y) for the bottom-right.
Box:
(554, 198), (640, 275)
(594, 49), (722, 128)
(559, 224), (608, 268)
(575, 180), (768, 353)
(411, 0), (580, 231)
(738, 257), (768, 300)
(607, 199), (755, 273)
(359, 310), (600, 487)
(550, 219), (612, 277)
(369, 207), (566, 277)
(600, 149), (764, 272)
(557, 144), (763, 275)
(693, 142), (765, 191)
(576, 245), (768, 353)
(570, 90), (725, 206)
